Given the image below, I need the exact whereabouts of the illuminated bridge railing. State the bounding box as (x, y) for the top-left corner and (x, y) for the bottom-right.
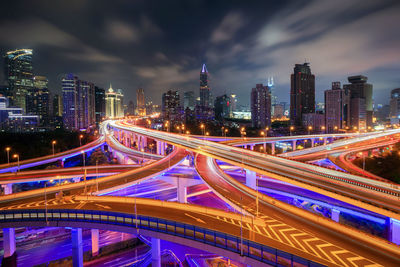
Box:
(0, 209), (325, 267)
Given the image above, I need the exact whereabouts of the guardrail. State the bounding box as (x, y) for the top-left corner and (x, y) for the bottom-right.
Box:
(0, 209), (325, 267)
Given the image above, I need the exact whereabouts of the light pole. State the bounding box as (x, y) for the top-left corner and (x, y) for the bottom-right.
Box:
(52, 140), (56, 156)
(224, 128), (228, 141)
(96, 160), (99, 192)
(44, 181), (48, 225)
(5, 147), (10, 165)
(321, 126), (326, 134)
(308, 125), (312, 135)
(334, 126), (338, 133)
(260, 131), (266, 153)
(289, 126), (294, 136)
(200, 124), (205, 141)
(141, 148), (144, 166)
(359, 152), (365, 170)
(13, 154), (19, 172)
(79, 134), (83, 147)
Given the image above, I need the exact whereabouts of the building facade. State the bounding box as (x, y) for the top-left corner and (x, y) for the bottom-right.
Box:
(290, 63), (315, 127)
(251, 84), (271, 128)
(162, 90), (181, 121)
(136, 88), (145, 116)
(95, 86), (105, 123)
(3, 49), (34, 111)
(184, 91), (195, 110)
(26, 75), (50, 125)
(343, 75), (373, 130)
(199, 64), (211, 108)
(389, 88), (400, 124)
(214, 94), (230, 121)
(105, 85), (124, 119)
(62, 74), (95, 131)
(324, 82), (350, 132)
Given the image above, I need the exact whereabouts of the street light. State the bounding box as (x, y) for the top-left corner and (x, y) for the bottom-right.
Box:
(358, 152), (365, 170)
(260, 131), (266, 152)
(321, 126), (326, 134)
(52, 140), (56, 156)
(13, 154), (19, 172)
(289, 126), (294, 136)
(5, 147), (10, 165)
(141, 148), (145, 166)
(308, 126), (312, 135)
(334, 126), (338, 133)
(224, 128), (228, 141)
(79, 134), (84, 146)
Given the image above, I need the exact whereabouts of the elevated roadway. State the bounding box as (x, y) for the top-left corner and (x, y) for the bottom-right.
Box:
(110, 121), (400, 220)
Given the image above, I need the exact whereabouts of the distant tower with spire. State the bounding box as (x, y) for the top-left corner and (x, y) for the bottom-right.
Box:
(200, 63), (211, 108)
(267, 76), (277, 105)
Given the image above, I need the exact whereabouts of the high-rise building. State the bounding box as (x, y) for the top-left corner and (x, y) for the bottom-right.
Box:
(136, 88), (145, 116)
(105, 84), (124, 118)
(343, 75), (373, 130)
(4, 49), (34, 111)
(268, 76), (277, 105)
(95, 86), (105, 123)
(390, 88), (400, 124)
(184, 91), (195, 110)
(290, 63), (315, 127)
(53, 94), (62, 117)
(324, 82), (350, 132)
(162, 90), (181, 121)
(26, 75), (50, 125)
(214, 94), (230, 121)
(62, 74), (95, 130)
(199, 64), (211, 108)
(127, 100), (135, 116)
(251, 84), (271, 128)
(229, 94), (237, 117)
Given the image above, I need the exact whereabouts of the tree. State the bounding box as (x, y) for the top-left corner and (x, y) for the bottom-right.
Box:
(88, 148), (108, 165)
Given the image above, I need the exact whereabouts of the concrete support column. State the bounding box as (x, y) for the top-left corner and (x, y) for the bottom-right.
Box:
(331, 208), (340, 222)
(323, 138), (327, 146)
(2, 184), (16, 265)
(250, 145), (254, 151)
(71, 228), (83, 267)
(142, 137), (147, 149)
(245, 169), (256, 189)
(3, 228), (16, 258)
(263, 142), (266, 152)
(151, 237), (161, 267)
(292, 140), (296, 151)
(177, 179), (187, 204)
(271, 142), (276, 155)
(387, 218), (400, 245)
(2, 184), (12, 195)
(311, 138), (315, 147)
(91, 229), (99, 256)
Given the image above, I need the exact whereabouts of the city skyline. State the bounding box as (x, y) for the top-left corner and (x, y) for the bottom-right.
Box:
(0, 1), (399, 106)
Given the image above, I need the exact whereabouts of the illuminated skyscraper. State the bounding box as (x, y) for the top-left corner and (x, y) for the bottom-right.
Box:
(199, 64), (211, 108)
(105, 84), (124, 118)
(136, 88), (145, 115)
(390, 88), (400, 123)
(3, 49), (34, 111)
(290, 63), (315, 127)
(343, 75), (373, 130)
(62, 74), (95, 130)
(324, 82), (350, 132)
(26, 75), (50, 125)
(251, 84), (271, 128)
(162, 90), (181, 121)
(95, 86), (105, 123)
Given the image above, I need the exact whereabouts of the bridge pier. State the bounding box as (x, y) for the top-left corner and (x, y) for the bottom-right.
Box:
(250, 145), (254, 151)
(271, 142), (275, 155)
(386, 218), (400, 245)
(331, 208), (340, 222)
(292, 140), (296, 151)
(1, 184), (16, 267)
(311, 138), (315, 147)
(323, 138), (327, 146)
(245, 169), (256, 189)
(151, 237), (161, 267)
(91, 229), (99, 256)
(263, 142), (266, 152)
(177, 179), (187, 203)
(71, 228), (83, 267)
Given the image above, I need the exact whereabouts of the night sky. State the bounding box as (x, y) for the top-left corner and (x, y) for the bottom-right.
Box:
(1, 0), (399, 107)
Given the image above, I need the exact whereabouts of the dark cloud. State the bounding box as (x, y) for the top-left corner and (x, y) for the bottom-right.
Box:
(0, 0), (399, 106)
